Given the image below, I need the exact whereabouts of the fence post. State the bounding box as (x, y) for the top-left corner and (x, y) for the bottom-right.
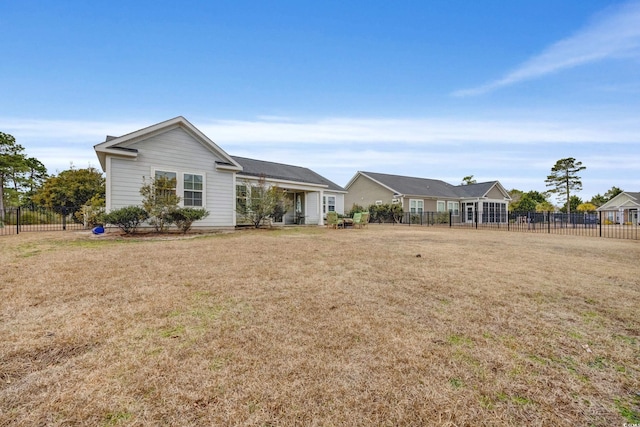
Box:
(599, 211), (602, 237)
(547, 211), (551, 234)
(475, 210), (478, 229)
(16, 207), (20, 235)
(62, 207), (67, 231)
(449, 211), (452, 227)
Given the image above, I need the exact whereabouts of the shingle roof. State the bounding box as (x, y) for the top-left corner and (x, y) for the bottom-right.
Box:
(232, 156), (345, 192)
(360, 171), (500, 198)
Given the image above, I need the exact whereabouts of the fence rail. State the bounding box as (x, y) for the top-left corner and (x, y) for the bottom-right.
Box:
(0, 207), (86, 235)
(2, 207), (638, 240)
(376, 210), (639, 240)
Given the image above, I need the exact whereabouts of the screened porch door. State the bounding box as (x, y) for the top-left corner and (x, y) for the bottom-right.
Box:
(466, 203), (475, 223)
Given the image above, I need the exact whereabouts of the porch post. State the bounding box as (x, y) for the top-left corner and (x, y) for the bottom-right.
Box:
(319, 190), (324, 226)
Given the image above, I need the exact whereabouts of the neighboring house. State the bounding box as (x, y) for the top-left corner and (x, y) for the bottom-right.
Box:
(94, 116), (345, 228)
(344, 171), (511, 223)
(596, 192), (640, 225)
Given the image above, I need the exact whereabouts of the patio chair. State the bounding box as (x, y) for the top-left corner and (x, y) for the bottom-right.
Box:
(352, 212), (363, 228)
(358, 212), (370, 228)
(326, 211), (339, 229)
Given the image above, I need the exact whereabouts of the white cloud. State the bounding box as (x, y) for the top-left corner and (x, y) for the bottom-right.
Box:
(453, 1), (640, 96)
(1, 114), (637, 197)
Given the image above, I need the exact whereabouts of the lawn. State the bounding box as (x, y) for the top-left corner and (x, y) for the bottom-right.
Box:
(1, 226), (638, 426)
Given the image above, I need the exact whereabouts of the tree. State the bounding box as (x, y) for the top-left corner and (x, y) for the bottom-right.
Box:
(545, 157), (586, 216)
(0, 132), (29, 211)
(560, 195), (583, 213)
(590, 186), (623, 207)
(33, 167), (104, 217)
(604, 186), (623, 200)
(510, 190), (548, 212)
(20, 157), (49, 206)
(577, 202), (597, 212)
(508, 189), (523, 210)
(461, 175), (477, 185)
(140, 175), (180, 232)
(237, 176), (290, 228)
(536, 200), (556, 212)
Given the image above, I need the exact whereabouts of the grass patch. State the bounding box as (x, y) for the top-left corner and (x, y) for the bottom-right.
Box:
(1, 227), (639, 425)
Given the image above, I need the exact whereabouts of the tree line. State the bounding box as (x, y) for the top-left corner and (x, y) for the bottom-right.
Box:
(468, 158), (622, 214)
(1, 130), (624, 228)
(1, 131), (105, 224)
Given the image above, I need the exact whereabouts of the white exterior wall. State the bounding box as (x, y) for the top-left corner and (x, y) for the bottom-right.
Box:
(322, 191), (345, 215)
(107, 127), (235, 227)
(306, 191), (320, 225)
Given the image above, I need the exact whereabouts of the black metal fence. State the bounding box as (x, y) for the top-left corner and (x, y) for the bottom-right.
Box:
(380, 210), (639, 240)
(0, 207), (86, 235)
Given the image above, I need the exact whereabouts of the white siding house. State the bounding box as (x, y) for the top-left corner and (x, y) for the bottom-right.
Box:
(94, 117), (346, 228)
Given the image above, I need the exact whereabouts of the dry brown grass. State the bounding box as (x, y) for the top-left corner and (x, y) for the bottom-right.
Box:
(1, 226), (639, 426)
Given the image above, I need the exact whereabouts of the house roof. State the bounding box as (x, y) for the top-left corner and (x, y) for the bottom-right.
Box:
(232, 156), (346, 192)
(596, 191), (640, 210)
(352, 171), (510, 200)
(93, 116), (242, 172)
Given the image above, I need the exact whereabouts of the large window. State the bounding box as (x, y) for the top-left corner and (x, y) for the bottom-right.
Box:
(482, 202), (507, 223)
(447, 201), (460, 216)
(236, 184), (248, 213)
(410, 199), (424, 214)
(323, 195), (336, 213)
(437, 201), (446, 213)
(183, 173), (203, 207)
(153, 170), (205, 207)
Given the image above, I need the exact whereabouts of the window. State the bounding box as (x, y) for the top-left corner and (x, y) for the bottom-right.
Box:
(236, 184), (248, 213)
(154, 170), (177, 199)
(152, 170), (206, 208)
(183, 174), (203, 207)
(409, 199), (424, 214)
(437, 201), (446, 212)
(391, 198), (400, 204)
(323, 195), (336, 213)
(482, 202), (507, 223)
(375, 200), (383, 206)
(447, 201), (460, 216)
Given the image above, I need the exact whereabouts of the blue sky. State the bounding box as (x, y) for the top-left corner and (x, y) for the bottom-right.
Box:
(1, 1), (639, 202)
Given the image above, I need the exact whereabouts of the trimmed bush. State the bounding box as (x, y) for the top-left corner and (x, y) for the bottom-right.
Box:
(167, 207), (209, 234)
(103, 206), (149, 234)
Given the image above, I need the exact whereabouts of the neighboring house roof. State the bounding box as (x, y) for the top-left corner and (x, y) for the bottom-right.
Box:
(350, 171), (510, 200)
(233, 156), (346, 192)
(596, 192), (640, 211)
(93, 116), (242, 172)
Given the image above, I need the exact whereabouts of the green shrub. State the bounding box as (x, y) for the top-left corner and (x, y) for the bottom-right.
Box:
(103, 206), (149, 234)
(347, 203), (366, 216)
(74, 195), (105, 227)
(435, 212), (450, 224)
(167, 208), (209, 234)
(367, 203), (403, 223)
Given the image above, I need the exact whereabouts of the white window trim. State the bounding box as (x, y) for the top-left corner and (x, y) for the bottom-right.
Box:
(437, 200), (446, 213)
(409, 199), (424, 214)
(447, 201), (460, 216)
(323, 195), (336, 214)
(151, 168), (206, 208)
(183, 171), (206, 208)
